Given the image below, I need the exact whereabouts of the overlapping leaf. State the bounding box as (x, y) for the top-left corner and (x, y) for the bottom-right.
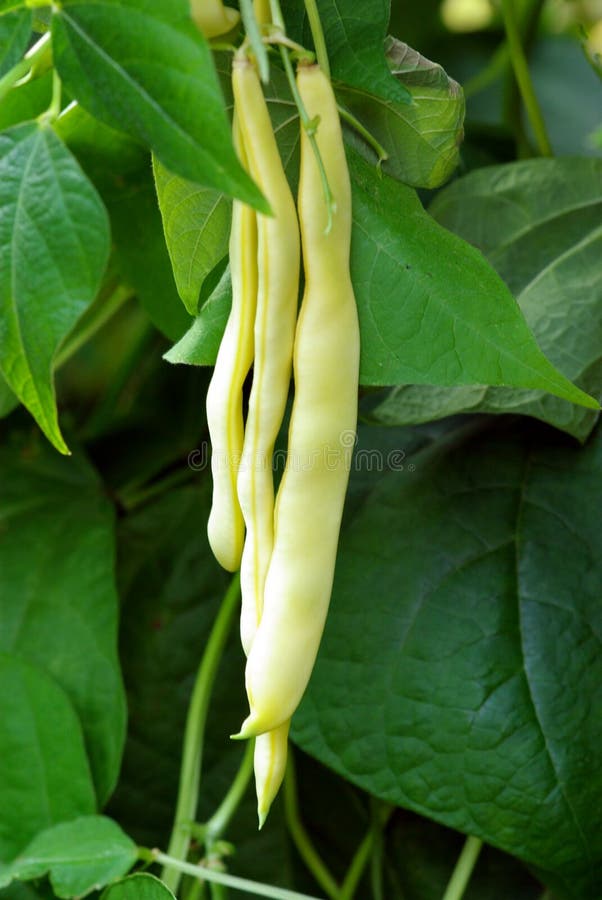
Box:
(153, 156), (230, 316)
(168, 149), (597, 410)
(102, 875), (175, 900)
(339, 37), (465, 187)
(0, 123), (110, 453)
(51, 0), (266, 210)
(282, 0), (411, 106)
(0, 9), (31, 77)
(0, 655), (96, 861)
(0, 431), (126, 806)
(374, 158), (602, 439)
(0, 818), (137, 898)
(293, 419), (602, 898)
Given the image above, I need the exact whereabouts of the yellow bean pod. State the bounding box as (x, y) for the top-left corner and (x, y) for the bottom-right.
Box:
(233, 57), (299, 821)
(254, 721), (290, 828)
(253, 0), (271, 25)
(190, 0), (239, 39)
(238, 64), (360, 737)
(233, 56), (300, 656)
(206, 118), (257, 572)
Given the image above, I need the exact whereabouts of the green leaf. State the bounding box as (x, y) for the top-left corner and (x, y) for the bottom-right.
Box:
(53, 102), (191, 341)
(0, 122), (110, 453)
(54, 99), (148, 192)
(0, 70), (52, 131)
(0, 655), (96, 861)
(0, 430), (126, 807)
(340, 37), (465, 188)
(293, 419), (602, 899)
(102, 874), (175, 900)
(375, 158), (602, 440)
(107, 170), (193, 341)
(164, 266), (231, 367)
(0, 1), (25, 15)
(348, 150), (597, 407)
(1, 818), (137, 898)
(153, 155), (230, 316)
(283, 0), (411, 106)
(51, 0), (267, 211)
(0, 9), (31, 77)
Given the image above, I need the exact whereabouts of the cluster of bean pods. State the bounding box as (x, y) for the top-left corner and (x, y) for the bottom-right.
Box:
(201, 1), (360, 825)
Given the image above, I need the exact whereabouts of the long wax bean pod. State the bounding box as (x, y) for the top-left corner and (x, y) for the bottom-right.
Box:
(238, 63), (360, 737)
(190, 0), (239, 38)
(206, 118), (257, 573)
(233, 55), (300, 823)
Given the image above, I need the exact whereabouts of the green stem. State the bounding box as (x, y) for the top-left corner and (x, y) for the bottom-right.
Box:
(45, 68), (62, 122)
(118, 466), (196, 512)
(369, 800), (390, 900)
(303, 0), (330, 78)
(464, 44), (510, 98)
(184, 878), (206, 900)
(150, 850), (324, 900)
(501, 0), (552, 156)
(0, 31), (51, 104)
(205, 739), (255, 841)
(55, 283), (133, 367)
(283, 756), (340, 900)
(339, 832), (372, 900)
(337, 104), (389, 164)
(339, 803), (393, 900)
(269, 0), (335, 233)
(79, 320), (156, 440)
(161, 574), (242, 895)
(440, 836), (483, 900)
(240, 0), (270, 82)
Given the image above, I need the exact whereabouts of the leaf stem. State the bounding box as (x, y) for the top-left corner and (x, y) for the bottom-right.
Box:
(240, 0), (270, 83)
(150, 850), (325, 900)
(339, 802), (393, 900)
(303, 0), (330, 78)
(39, 68), (62, 125)
(0, 32), (51, 104)
(500, 0), (552, 156)
(283, 755), (340, 900)
(269, 0), (335, 233)
(205, 739), (255, 841)
(440, 836), (483, 900)
(337, 104), (389, 164)
(161, 574), (242, 895)
(55, 282), (133, 367)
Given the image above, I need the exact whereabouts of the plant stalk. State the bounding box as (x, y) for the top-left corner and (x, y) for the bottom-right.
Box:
(501, 0), (552, 156)
(440, 836), (483, 900)
(161, 574), (241, 894)
(303, 0), (330, 78)
(151, 850), (324, 900)
(283, 755), (340, 900)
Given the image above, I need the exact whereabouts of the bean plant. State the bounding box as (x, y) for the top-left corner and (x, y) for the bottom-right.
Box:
(0, 2), (600, 900)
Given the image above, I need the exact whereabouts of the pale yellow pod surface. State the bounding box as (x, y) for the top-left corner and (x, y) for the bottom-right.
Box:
(233, 58), (300, 655)
(254, 722), (290, 828)
(240, 65), (360, 736)
(253, 0), (271, 25)
(206, 119), (257, 572)
(190, 0), (240, 39)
